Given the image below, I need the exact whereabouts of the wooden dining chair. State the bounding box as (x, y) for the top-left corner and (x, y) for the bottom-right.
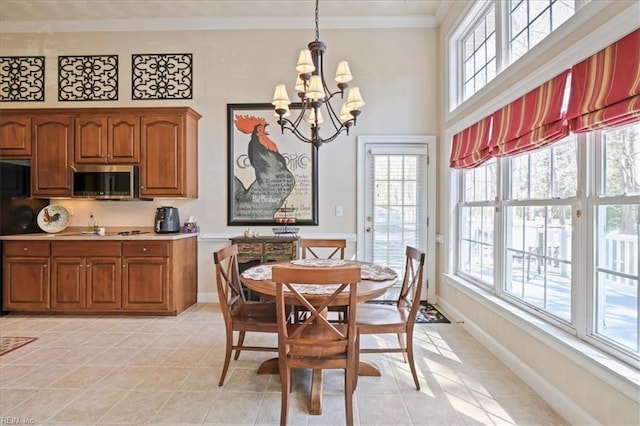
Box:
(272, 265), (361, 426)
(213, 244), (278, 386)
(298, 238), (348, 322)
(357, 245), (426, 390)
(299, 238), (347, 260)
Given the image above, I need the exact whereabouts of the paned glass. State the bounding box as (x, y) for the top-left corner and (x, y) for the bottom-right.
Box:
(602, 124), (640, 196)
(505, 204), (573, 321)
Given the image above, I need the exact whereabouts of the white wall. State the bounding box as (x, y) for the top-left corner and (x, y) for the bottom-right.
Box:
(0, 25), (438, 300)
(436, 1), (640, 425)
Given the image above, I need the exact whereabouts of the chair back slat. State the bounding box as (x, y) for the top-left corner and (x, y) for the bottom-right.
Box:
(272, 266), (360, 358)
(300, 238), (347, 259)
(214, 244), (246, 313)
(398, 246), (426, 319)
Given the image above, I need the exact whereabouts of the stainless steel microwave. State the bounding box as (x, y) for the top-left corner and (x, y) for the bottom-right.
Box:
(71, 165), (139, 199)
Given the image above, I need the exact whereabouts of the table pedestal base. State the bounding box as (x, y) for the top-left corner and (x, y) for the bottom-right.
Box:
(256, 358), (381, 415)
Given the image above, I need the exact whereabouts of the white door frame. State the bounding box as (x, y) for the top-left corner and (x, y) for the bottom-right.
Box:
(356, 135), (437, 302)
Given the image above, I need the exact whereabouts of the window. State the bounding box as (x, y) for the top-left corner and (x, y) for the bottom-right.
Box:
(449, 1), (639, 365)
(504, 137), (577, 322)
(454, 123), (640, 363)
(449, 0), (583, 108)
(591, 124), (640, 355)
(462, 5), (497, 100)
(459, 160), (496, 284)
(509, 0), (576, 62)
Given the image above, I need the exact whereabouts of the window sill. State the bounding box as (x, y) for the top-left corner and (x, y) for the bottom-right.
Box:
(442, 273), (640, 402)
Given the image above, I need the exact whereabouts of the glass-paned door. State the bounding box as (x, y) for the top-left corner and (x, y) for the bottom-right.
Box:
(360, 142), (430, 300)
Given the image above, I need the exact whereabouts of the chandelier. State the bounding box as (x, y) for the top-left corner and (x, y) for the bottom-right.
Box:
(271, 0), (365, 148)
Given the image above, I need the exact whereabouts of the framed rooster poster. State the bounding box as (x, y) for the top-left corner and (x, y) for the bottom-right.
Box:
(227, 103), (319, 226)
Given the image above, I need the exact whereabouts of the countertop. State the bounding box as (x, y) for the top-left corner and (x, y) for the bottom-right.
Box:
(0, 227), (198, 241)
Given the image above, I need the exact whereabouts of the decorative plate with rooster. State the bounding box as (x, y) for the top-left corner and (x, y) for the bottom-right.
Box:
(36, 205), (70, 233)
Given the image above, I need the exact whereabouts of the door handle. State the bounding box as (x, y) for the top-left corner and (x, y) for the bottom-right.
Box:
(366, 227), (372, 233)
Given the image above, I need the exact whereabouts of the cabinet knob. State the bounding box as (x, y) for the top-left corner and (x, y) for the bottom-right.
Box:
(43, 264), (48, 268)
(80, 264), (84, 268)
(123, 264), (127, 268)
(86, 264), (91, 267)
(142, 248), (147, 252)
(23, 247), (28, 251)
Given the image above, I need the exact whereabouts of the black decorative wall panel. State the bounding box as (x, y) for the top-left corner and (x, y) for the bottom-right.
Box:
(132, 53), (193, 100)
(0, 56), (45, 102)
(58, 55), (118, 101)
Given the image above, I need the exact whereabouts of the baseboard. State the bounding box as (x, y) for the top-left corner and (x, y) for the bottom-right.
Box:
(438, 299), (598, 425)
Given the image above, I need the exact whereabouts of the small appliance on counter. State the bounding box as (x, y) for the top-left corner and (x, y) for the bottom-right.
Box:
(155, 206), (181, 233)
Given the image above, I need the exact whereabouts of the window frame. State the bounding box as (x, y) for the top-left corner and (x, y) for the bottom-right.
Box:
(457, 160), (498, 287)
(444, 0), (640, 365)
(501, 137), (581, 333)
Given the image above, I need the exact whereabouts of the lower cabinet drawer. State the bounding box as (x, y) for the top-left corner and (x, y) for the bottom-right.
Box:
(122, 241), (170, 257)
(4, 241), (50, 257)
(52, 242), (121, 257)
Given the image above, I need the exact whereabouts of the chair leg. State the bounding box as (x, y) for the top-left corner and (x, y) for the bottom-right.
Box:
(406, 330), (420, 391)
(234, 331), (246, 360)
(353, 335), (360, 391)
(280, 365), (291, 426)
(219, 332), (233, 386)
(345, 367), (355, 426)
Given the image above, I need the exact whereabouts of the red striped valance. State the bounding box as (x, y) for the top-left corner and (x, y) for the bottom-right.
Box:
(449, 116), (492, 169)
(490, 70), (570, 156)
(567, 29), (640, 132)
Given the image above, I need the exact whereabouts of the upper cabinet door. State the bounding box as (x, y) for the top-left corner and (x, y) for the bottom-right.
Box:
(75, 116), (108, 163)
(32, 115), (74, 197)
(109, 115), (140, 163)
(75, 115), (140, 164)
(140, 111), (198, 198)
(140, 115), (183, 197)
(0, 116), (31, 157)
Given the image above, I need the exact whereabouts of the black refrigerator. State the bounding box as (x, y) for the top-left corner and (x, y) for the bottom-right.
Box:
(0, 161), (49, 315)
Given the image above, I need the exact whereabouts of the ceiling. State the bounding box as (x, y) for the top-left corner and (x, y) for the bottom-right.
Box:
(0, 0), (451, 33)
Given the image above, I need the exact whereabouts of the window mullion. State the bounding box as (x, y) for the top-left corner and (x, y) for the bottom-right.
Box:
(574, 132), (590, 339)
(495, 156), (506, 294)
(495, 0), (508, 73)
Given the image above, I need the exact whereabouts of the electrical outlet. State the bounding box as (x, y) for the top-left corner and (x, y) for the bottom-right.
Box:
(335, 206), (343, 217)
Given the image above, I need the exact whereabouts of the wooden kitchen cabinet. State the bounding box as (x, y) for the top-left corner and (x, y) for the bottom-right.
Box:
(122, 241), (170, 312)
(31, 115), (74, 197)
(2, 241), (50, 311)
(140, 108), (200, 198)
(3, 236), (196, 315)
(122, 237), (196, 313)
(50, 242), (122, 311)
(1, 107), (200, 199)
(2, 236), (196, 315)
(75, 114), (140, 164)
(0, 116), (31, 157)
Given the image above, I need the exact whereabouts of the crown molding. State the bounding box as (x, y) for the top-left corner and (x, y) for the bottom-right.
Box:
(0, 15), (438, 34)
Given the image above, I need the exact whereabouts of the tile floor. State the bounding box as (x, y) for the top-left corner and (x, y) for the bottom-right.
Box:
(0, 303), (567, 425)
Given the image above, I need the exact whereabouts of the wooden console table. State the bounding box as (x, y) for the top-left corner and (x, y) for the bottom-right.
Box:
(229, 235), (300, 299)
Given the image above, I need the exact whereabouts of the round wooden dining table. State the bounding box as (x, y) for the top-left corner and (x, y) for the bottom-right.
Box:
(240, 259), (398, 415)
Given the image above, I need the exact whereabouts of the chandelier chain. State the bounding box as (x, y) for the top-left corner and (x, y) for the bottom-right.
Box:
(314, 0), (320, 42)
